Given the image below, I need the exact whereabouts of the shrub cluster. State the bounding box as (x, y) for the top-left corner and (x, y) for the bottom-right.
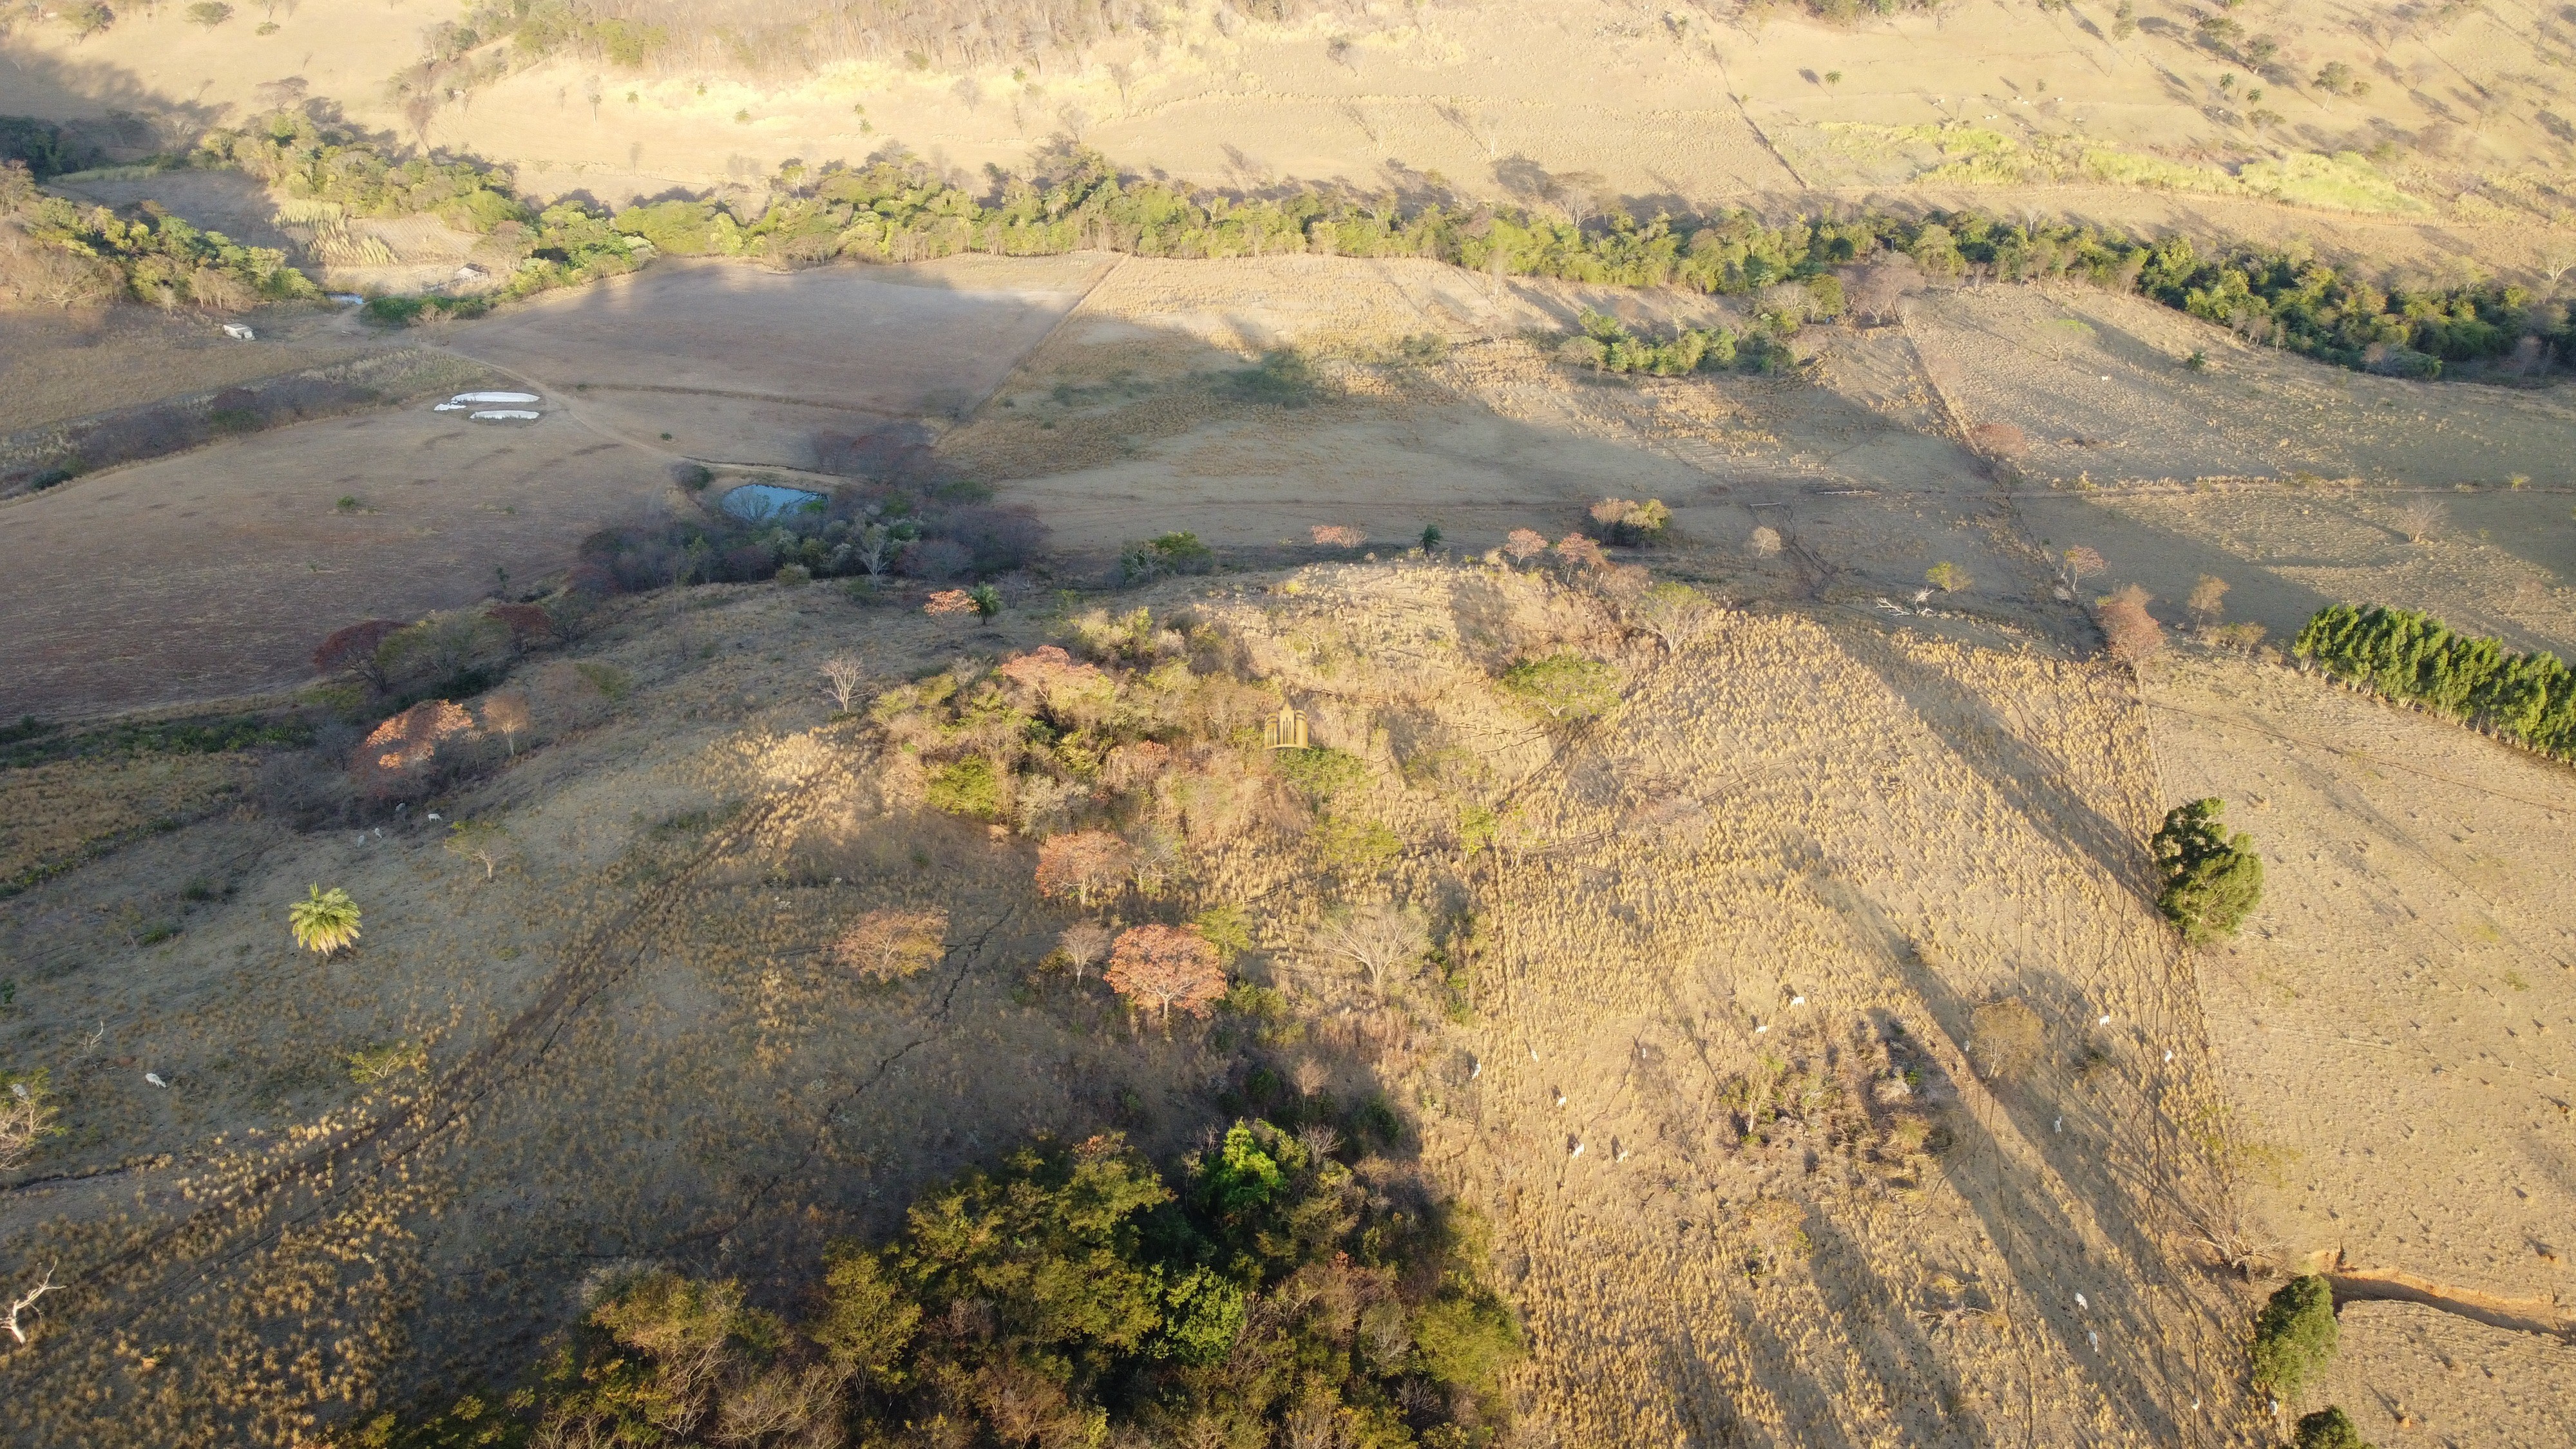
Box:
(0, 115), (99, 178)
(571, 481), (1044, 597)
(2295, 603), (2576, 759)
(2295, 1406), (2372, 1449)
(196, 109), (525, 232)
(1496, 652), (1622, 724)
(0, 711), (309, 771)
(2137, 235), (2543, 376)
(1, 160), (316, 309)
(1120, 531), (1216, 583)
(1558, 308), (1793, 377)
(342, 1124), (1518, 1448)
(2249, 1274), (2340, 1398)
(870, 618), (1277, 847)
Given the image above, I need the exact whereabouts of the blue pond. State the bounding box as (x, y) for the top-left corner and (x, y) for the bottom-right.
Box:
(720, 482), (827, 522)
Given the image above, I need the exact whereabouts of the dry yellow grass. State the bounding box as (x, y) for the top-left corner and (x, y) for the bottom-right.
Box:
(3, 562), (2570, 1446)
(0, 752), (253, 893)
(1188, 563), (2254, 1445)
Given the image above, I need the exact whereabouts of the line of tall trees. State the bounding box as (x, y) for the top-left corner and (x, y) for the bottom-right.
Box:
(2293, 603), (2576, 759)
(419, 135), (2576, 377)
(17, 102), (2566, 378)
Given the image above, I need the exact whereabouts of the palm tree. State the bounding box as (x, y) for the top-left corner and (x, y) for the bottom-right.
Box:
(289, 886), (363, 955)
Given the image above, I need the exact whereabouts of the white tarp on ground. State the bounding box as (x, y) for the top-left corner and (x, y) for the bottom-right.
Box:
(450, 391), (540, 404)
(470, 410), (541, 422)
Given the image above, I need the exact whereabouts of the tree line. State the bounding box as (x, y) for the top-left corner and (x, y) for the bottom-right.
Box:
(337, 1122), (1520, 1448)
(11, 103), (2566, 377)
(2293, 603), (2576, 760)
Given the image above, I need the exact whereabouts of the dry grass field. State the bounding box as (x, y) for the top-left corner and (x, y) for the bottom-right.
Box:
(0, 256), (1109, 721)
(0, 305), (385, 437)
(6, 6), (2576, 1431)
(2145, 649), (2576, 1444)
(2, 559), (2567, 1446)
(0, 397), (659, 721)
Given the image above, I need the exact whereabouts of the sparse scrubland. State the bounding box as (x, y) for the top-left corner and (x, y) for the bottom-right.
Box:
(0, 549), (2333, 1443)
(4, 486), (2574, 1446)
(5, 0), (2576, 1441)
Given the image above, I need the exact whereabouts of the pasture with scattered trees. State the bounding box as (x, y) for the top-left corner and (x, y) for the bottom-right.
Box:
(3, 406), (2564, 1446)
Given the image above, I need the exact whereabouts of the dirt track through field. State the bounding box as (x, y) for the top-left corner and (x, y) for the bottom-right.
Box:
(5, 775), (806, 1374)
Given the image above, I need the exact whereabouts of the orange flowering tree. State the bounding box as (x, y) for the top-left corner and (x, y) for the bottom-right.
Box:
(1035, 831), (1134, 909)
(1105, 924), (1225, 1027)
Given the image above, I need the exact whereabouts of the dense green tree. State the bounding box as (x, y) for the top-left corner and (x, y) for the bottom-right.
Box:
(2251, 1274), (2340, 1398)
(338, 1122), (1520, 1447)
(2150, 799), (2264, 943)
(2295, 1405), (2372, 1449)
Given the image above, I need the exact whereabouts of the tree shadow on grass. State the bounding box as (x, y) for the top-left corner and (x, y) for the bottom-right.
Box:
(1827, 620), (2151, 898)
(1802, 863), (2220, 1446)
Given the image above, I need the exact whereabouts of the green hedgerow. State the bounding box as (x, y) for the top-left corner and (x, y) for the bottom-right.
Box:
(2250, 1274), (2338, 1398)
(2150, 797), (2264, 943)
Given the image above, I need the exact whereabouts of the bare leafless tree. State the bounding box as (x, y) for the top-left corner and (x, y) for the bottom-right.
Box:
(2184, 574), (2229, 628)
(2395, 498), (2446, 544)
(834, 907), (950, 984)
(853, 523), (898, 581)
(479, 692), (531, 759)
(2095, 584), (2166, 668)
(820, 654), (866, 714)
(5, 1265), (59, 1345)
(1056, 920), (1112, 981)
(1310, 901), (1429, 994)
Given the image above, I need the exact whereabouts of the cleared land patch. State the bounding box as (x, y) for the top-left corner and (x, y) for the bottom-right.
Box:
(0, 408), (660, 719)
(439, 254), (1111, 470)
(2148, 654), (2576, 1302)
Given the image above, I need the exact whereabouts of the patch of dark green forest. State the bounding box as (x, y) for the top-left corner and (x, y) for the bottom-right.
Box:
(339, 1121), (1521, 1449)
